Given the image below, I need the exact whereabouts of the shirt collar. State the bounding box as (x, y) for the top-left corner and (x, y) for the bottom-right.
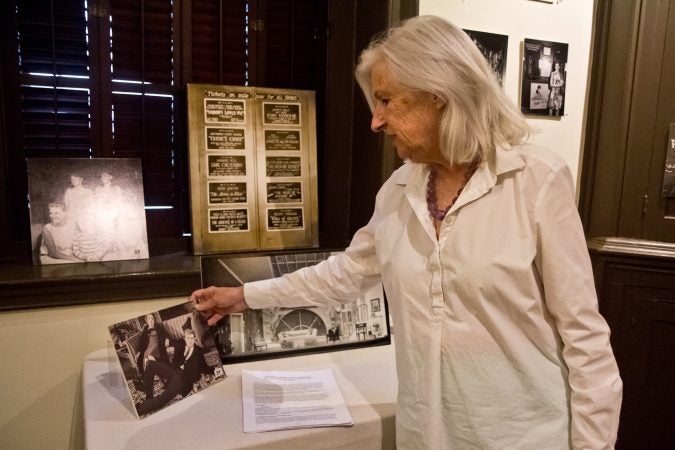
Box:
(393, 144), (526, 187)
(396, 145), (527, 241)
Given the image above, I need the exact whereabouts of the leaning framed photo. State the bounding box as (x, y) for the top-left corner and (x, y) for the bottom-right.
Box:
(201, 249), (391, 364)
(26, 157), (149, 265)
(108, 301), (226, 419)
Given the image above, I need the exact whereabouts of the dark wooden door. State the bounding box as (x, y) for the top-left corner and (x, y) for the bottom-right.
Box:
(596, 257), (675, 449)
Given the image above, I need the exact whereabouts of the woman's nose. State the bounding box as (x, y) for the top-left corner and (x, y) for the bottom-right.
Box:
(371, 112), (385, 132)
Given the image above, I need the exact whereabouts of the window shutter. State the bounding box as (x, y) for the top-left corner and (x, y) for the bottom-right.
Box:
(251, 0), (322, 89)
(17, 0), (89, 76)
(109, 0), (179, 236)
(189, 0), (248, 85)
(16, 0), (91, 157)
(20, 86), (91, 157)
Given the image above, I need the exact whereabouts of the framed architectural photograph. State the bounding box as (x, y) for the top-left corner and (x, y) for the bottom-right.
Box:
(108, 301), (226, 419)
(26, 158), (149, 265)
(521, 38), (569, 116)
(201, 250), (391, 364)
(464, 29), (509, 86)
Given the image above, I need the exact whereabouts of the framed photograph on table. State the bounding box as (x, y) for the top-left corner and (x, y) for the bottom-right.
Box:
(200, 249), (391, 363)
(108, 301), (226, 419)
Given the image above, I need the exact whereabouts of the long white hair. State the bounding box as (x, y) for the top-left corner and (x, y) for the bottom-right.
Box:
(356, 15), (529, 166)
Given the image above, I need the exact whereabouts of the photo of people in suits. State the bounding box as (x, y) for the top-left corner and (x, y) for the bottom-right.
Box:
(108, 301), (226, 419)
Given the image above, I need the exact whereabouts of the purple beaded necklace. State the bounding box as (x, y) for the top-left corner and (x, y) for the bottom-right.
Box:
(426, 158), (480, 221)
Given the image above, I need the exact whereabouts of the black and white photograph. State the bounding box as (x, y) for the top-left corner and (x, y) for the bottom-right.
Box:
(521, 38), (569, 116)
(201, 250), (391, 363)
(662, 123), (675, 197)
(108, 301), (226, 419)
(26, 158), (149, 265)
(464, 29), (508, 86)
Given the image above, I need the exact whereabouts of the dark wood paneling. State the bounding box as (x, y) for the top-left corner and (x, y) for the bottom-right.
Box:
(644, 2), (675, 241)
(618, 0), (672, 238)
(594, 253), (675, 449)
(582, 0), (675, 243)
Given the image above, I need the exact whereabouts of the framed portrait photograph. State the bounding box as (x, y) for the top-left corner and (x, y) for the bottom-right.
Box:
(201, 250), (391, 364)
(464, 29), (509, 86)
(26, 158), (149, 265)
(108, 301), (226, 419)
(520, 38), (569, 116)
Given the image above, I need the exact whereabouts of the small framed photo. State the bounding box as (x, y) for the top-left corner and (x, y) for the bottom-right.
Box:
(108, 301), (226, 419)
(201, 249), (392, 364)
(520, 38), (569, 116)
(463, 29), (509, 86)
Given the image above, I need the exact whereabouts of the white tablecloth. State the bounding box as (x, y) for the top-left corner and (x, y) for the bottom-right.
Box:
(81, 341), (397, 449)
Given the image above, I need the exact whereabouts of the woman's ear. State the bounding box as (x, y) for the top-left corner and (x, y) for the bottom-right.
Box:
(431, 94), (446, 110)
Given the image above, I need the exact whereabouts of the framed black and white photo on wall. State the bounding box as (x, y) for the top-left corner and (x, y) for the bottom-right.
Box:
(520, 39), (568, 117)
(520, 38), (569, 117)
(464, 29), (509, 86)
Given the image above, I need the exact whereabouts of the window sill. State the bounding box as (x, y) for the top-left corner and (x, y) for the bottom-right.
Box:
(0, 252), (202, 311)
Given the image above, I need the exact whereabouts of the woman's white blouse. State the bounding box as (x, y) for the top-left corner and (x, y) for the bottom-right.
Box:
(245, 144), (622, 450)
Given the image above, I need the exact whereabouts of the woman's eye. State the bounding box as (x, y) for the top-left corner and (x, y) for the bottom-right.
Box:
(381, 98), (389, 106)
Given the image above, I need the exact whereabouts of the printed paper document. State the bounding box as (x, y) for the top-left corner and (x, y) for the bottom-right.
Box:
(242, 369), (353, 432)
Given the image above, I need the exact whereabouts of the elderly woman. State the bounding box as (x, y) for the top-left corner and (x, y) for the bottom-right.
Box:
(192, 16), (622, 449)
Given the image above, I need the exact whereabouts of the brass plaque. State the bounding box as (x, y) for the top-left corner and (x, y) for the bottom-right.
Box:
(187, 84), (319, 254)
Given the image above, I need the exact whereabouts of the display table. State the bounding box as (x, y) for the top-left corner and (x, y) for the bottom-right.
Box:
(81, 341), (397, 449)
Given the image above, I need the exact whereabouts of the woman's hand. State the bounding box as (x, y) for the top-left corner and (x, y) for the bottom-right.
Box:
(191, 286), (248, 326)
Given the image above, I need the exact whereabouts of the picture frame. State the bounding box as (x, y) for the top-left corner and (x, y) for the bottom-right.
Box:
(186, 84), (319, 255)
(108, 301), (226, 419)
(200, 249), (391, 364)
(463, 29), (509, 86)
(520, 38), (569, 116)
(26, 157), (149, 265)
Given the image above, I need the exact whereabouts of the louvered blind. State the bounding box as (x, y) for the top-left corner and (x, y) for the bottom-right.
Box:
(16, 0), (91, 158)
(17, 0), (89, 76)
(109, 0), (176, 223)
(254, 0), (321, 89)
(190, 0), (248, 84)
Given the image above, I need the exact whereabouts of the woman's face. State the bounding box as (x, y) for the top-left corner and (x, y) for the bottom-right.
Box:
(145, 314), (155, 328)
(70, 175), (83, 186)
(370, 61), (445, 164)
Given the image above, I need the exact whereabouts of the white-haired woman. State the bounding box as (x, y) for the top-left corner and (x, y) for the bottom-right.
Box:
(191, 15), (622, 449)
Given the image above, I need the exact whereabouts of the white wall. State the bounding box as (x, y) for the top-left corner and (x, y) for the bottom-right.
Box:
(420, 0), (595, 192)
(0, 297), (183, 450)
